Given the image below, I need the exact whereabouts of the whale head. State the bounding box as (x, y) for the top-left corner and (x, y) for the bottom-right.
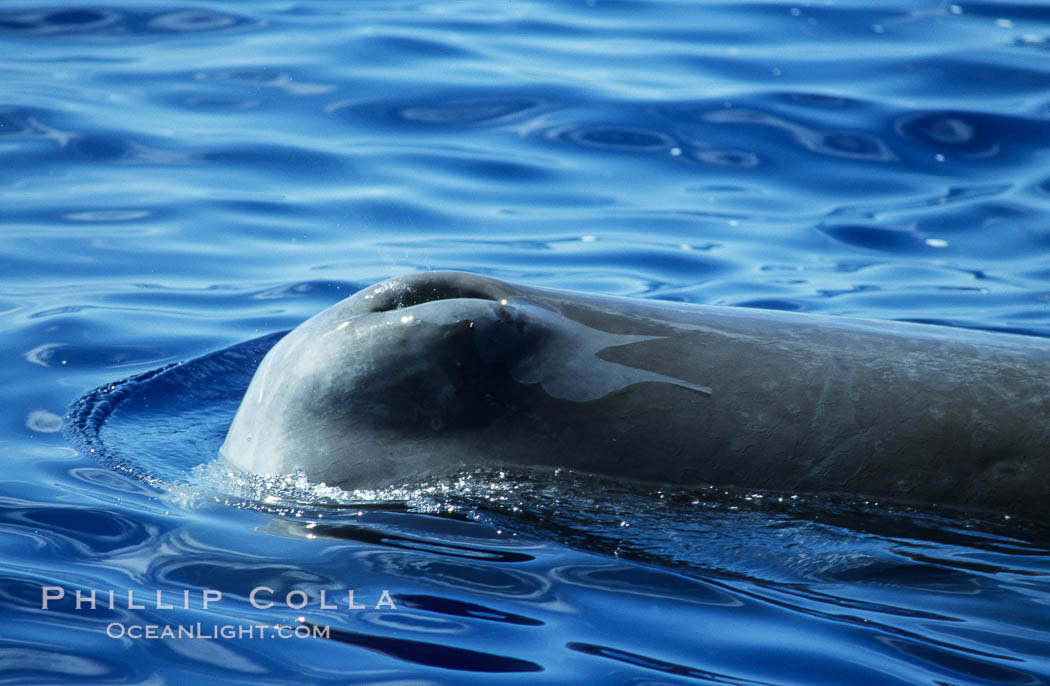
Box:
(220, 272), (546, 487)
(221, 271), (714, 489)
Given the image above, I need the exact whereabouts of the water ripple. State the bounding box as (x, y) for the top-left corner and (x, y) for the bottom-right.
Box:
(0, 7), (258, 40)
(567, 642), (776, 685)
(305, 620), (543, 673)
(342, 95), (549, 128)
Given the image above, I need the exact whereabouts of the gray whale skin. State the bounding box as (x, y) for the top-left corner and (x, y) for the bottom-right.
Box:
(222, 271), (1050, 519)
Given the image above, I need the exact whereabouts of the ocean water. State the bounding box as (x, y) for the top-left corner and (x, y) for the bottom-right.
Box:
(4, 0), (1050, 683)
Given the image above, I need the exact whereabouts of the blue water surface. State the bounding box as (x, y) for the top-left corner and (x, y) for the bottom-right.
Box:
(3, 0), (1050, 683)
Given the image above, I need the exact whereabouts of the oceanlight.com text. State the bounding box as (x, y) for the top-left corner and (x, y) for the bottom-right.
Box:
(104, 622), (331, 640)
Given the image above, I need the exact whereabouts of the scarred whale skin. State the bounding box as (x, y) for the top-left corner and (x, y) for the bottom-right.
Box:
(221, 271), (1050, 519)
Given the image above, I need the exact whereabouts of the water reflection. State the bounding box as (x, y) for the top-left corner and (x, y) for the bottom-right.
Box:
(394, 593), (544, 626)
(0, 646), (123, 682)
(0, 7), (257, 39)
(0, 109), (77, 147)
(704, 107), (896, 162)
(305, 619), (543, 673)
(357, 551), (551, 599)
(552, 563), (741, 607)
(338, 96), (547, 127)
(895, 111), (1003, 157)
(818, 223), (929, 253)
(195, 69), (335, 96)
(567, 642), (773, 685)
(25, 410), (62, 433)
(689, 147), (761, 168)
(1, 504), (159, 555)
(545, 124), (675, 152)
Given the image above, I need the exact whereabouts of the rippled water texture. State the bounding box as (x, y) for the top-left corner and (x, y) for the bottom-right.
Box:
(4, 1), (1050, 684)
